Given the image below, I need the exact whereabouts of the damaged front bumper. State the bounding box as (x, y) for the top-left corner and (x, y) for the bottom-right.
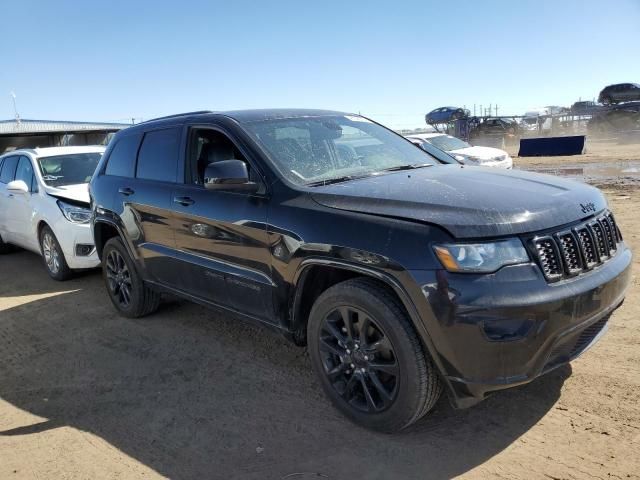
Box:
(407, 244), (632, 408)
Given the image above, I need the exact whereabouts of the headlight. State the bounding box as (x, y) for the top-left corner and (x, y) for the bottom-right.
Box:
(433, 238), (529, 273)
(455, 154), (481, 164)
(57, 200), (92, 224)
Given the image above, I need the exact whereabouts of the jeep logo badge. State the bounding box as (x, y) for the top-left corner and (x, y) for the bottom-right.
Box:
(580, 202), (596, 214)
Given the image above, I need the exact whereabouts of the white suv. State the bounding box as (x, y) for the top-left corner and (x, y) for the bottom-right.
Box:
(0, 146), (105, 280)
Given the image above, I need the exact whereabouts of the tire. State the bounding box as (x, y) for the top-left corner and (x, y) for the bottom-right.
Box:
(307, 277), (442, 433)
(0, 233), (13, 254)
(39, 225), (73, 281)
(102, 236), (160, 318)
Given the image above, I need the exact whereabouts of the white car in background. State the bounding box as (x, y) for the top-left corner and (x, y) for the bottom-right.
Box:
(0, 146), (105, 280)
(408, 133), (513, 169)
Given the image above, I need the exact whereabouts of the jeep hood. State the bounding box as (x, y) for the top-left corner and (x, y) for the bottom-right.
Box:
(309, 165), (607, 238)
(45, 183), (90, 206)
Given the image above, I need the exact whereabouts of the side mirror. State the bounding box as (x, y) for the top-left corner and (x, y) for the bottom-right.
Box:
(204, 160), (258, 193)
(7, 179), (29, 194)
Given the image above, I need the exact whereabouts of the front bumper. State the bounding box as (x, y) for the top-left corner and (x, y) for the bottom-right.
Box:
(51, 219), (100, 270)
(480, 156), (513, 169)
(406, 245), (631, 408)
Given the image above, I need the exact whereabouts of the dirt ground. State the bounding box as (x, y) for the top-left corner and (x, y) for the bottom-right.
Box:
(0, 142), (639, 480)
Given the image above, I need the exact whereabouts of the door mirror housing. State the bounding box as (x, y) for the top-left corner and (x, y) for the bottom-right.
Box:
(204, 160), (258, 193)
(7, 179), (30, 194)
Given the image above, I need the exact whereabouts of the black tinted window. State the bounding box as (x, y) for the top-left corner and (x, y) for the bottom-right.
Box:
(15, 156), (35, 190)
(105, 134), (141, 177)
(0, 156), (19, 183)
(136, 128), (180, 183)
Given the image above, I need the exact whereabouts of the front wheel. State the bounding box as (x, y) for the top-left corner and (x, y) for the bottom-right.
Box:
(307, 278), (442, 433)
(0, 233), (13, 254)
(39, 226), (72, 281)
(102, 237), (160, 318)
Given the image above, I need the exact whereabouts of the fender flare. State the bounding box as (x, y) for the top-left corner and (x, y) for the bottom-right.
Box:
(92, 217), (136, 262)
(291, 258), (453, 396)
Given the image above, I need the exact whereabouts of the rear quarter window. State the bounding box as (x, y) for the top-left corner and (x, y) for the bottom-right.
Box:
(105, 133), (142, 177)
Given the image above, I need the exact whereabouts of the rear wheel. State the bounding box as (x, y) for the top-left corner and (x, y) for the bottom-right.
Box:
(39, 226), (72, 281)
(307, 278), (442, 432)
(102, 237), (160, 318)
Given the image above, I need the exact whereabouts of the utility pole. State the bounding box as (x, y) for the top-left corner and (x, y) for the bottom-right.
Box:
(495, 104), (499, 116)
(10, 91), (20, 124)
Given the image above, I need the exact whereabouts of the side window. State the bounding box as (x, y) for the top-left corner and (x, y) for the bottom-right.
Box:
(105, 133), (142, 177)
(15, 156), (35, 191)
(187, 128), (252, 185)
(136, 128), (180, 183)
(0, 155), (19, 184)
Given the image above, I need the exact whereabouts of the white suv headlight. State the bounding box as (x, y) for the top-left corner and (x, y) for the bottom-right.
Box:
(57, 200), (92, 224)
(454, 154), (481, 164)
(433, 238), (529, 273)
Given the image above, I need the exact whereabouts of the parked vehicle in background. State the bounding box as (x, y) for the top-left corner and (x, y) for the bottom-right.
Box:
(425, 106), (470, 124)
(570, 100), (598, 115)
(521, 108), (552, 132)
(0, 146), (105, 279)
(598, 83), (640, 105)
(415, 133), (513, 168)
(90, 109), (630, 432)
(473, 117), (519, 136)
(405, 135), (462, 164)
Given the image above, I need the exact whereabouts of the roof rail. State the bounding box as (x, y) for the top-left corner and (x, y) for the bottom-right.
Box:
(141, 110), (214, 124)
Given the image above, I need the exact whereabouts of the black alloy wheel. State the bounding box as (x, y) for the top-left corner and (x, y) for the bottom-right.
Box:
(105, 248), (133, 308)
(308, 278), (443, 432)
(101, 237), (160, 318)
(319, 305), (399, 413)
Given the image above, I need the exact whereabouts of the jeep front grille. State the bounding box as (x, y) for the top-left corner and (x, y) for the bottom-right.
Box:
(531, 211), (621, 282)
(534, 237), (563, 280)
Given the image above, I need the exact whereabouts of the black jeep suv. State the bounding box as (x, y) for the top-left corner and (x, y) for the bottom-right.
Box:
(90, 109), (631, 432)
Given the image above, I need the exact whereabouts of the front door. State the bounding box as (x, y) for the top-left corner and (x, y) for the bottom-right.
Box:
(0, 155), (20, 243)
(170, 126), (274, 323)
(5, 156), (38, 250)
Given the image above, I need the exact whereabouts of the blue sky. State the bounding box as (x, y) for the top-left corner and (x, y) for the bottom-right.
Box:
(1, 0), (639, 129)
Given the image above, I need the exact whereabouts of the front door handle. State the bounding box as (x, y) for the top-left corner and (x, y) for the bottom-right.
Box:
(118, 187), (134, 196)
(173, 196), (195, 206)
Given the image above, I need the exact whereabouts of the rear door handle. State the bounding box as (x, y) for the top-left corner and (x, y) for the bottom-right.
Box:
(118, 187), (134, 196)
(173, 196), (195, 206)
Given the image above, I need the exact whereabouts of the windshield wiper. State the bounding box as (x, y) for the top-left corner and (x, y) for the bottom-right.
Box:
(307, 175), (360, 187)
(306, 163), (435, 187)
(377, 163), (434, 172)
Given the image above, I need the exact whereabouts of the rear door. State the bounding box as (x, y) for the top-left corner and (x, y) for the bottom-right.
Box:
(99, 128), (180, 286)
(0, 155), (20, 242)
(123, 126), (182, 285)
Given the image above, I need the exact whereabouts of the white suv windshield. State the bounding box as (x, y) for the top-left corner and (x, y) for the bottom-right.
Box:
(38, 153), (102, 187)
(426, 135), (471, 152)
(243, 115), (439, 185)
